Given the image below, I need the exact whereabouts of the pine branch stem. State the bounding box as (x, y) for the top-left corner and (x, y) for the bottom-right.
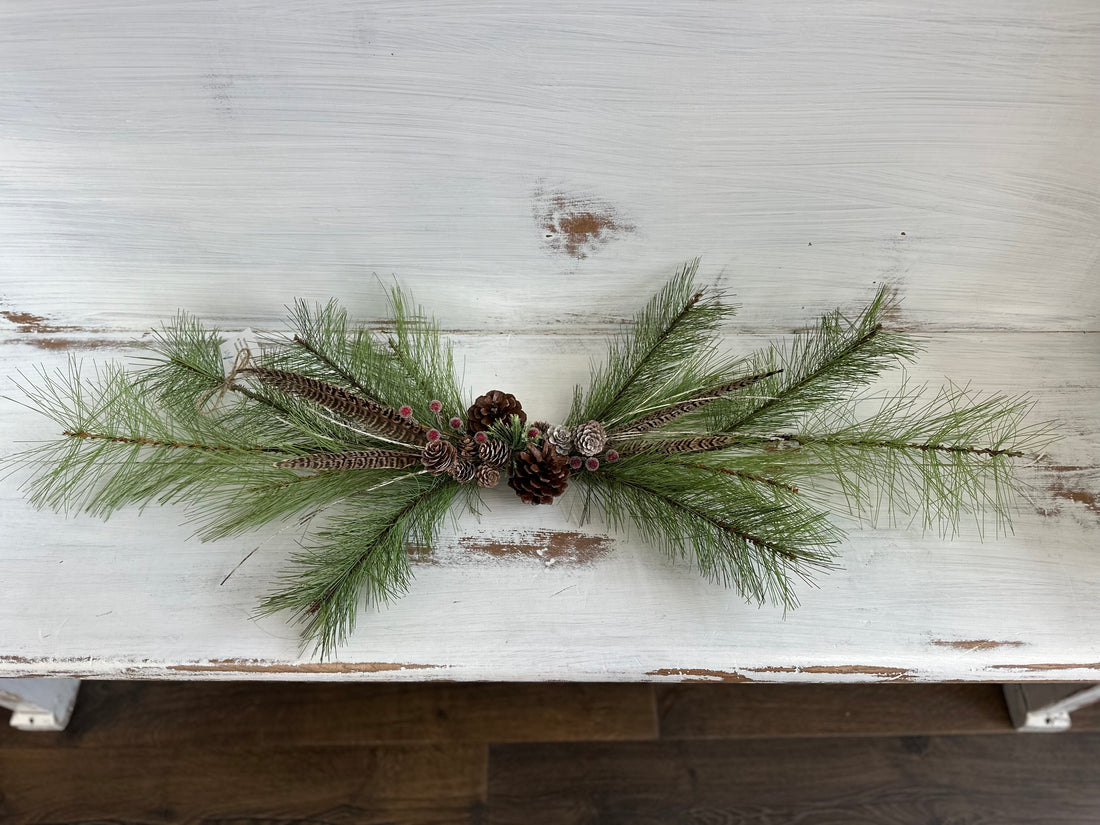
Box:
(674, 462), (800, 494)
(591, 291), (704, 422)
(307, 480), (442, 615)
(613, 369), (783, 435)
(725, 324), (883, 432)
(779, 434), (1024, 458)
(386, 337), (438, 406)
(62, 429), (275, 453)
(292, 334), (376, 401)
(606, 474), (799, 559)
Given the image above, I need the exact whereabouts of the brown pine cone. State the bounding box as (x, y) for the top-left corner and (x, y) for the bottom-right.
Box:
(530, 421), (551, 437)
(508, 442), (570, 505)
(449, 459), (476, 484)
(475, 464), (501, 488)
(466, 390), (526, 433)
(421, 439), (458, 475)
(477, 437), (512, 469)
(457, 435), (478, 460)
(573, 420), (608, 457)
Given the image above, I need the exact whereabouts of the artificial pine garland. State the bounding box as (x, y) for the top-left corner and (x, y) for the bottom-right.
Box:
(9, 261), (1053, 657)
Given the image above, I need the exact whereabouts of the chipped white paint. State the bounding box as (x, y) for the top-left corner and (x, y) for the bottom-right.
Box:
(0, 1), (1098, 681)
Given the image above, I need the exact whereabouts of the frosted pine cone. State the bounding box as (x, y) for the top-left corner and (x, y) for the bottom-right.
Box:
(466, 390), (526, 433)
(421, 439), (458, 475)
(573, 420), (607, 457)
(477, 437), (512, 468)
(449, 459), (476, 484)
(546, 424), (573, 456)
(508, 442), (570, 505)
(475, 464), (501, 488)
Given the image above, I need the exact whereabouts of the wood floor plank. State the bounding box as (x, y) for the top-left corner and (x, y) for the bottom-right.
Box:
(487, 735), (1100, 825)
(0, 744), (486, 825)
(657, 684), (1016, 739)
(0, 681), (657, 749)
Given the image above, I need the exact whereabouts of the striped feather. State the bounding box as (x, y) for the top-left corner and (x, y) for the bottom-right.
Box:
(275, 450), (422, 471)
(243, 367), (427, 444)
(613, 370), (781, 435)
(618, 435), (749, 456)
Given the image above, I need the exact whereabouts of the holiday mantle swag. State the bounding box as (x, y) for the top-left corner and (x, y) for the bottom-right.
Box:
(11, 261), (1052, 656)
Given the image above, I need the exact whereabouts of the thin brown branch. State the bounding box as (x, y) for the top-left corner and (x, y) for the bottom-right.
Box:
(592, 290), (704, 423)
(63, 430), (276, 453)
(292, 334), (377, 400)
(725, 323), (883, 432)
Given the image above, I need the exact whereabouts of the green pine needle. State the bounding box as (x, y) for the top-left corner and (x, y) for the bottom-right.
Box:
(567, 259), (743, 429)
(4, 261), (1056, 657)
(258, 473), (457, 658)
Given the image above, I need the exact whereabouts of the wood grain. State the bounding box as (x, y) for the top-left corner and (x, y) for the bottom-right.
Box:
(0, 682), (657, 749)
(488, 735), (1100, 824)
(0, 2), (1097, 333)
(657, 684), (1015, 738)
(0, 744), (486, 824)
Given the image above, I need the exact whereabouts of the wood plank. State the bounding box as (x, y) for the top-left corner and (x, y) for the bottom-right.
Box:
(657, 684), (1016, 738)
(0, 682), (657, 749)
(1, 329), (1097, 680)
(0, 2), (1097, 334)
(487, 735), (1100, 824)
(0, 744), (486, 825)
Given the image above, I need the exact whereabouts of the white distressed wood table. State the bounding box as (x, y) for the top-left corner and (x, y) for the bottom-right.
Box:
(1, 1), (1098, 688)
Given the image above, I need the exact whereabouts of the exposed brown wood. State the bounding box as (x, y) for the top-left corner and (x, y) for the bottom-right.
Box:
(657, 684), (1015, 739)
(0, 682), (658, 750)
(0, 744), (486, 825)
(930, 640), (1027, 651)
(487, 735), (1100, 825)
(165, 659), (443, 674)
(647, 668), (752, 682)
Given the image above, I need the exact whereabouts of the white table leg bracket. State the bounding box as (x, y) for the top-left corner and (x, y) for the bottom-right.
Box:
(1003, 683), (1100, 732)
(0, 678), (81, 731)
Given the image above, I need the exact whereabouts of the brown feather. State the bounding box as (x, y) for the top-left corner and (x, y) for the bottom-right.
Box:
(275, 450), (422, 471)
(613, 370), (781, 435)
(243, 367), (428, 444)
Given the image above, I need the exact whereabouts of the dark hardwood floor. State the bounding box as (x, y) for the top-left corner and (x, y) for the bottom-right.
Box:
(1, 682), (1098, 824)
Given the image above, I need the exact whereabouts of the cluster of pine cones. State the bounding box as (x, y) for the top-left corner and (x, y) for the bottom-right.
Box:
(419, 390), (616, 505)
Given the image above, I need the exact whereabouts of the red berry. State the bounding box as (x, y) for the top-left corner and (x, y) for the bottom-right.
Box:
(527, 427), (539, 438)
(399, 405), (413, 418)
(449, 417), (463, 429)
(569, 457), (583, 470)
(427, 429), (441, 441)
(474, 431), (488, 443)
(429, 400), (443, 413)
(606, 450), (620, 462)
(585, 457), (600, 471)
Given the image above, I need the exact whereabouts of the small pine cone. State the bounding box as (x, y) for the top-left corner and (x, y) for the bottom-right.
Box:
(573, 420), (608, 457)
(477, 437), (512, 468)
(475, 464), (501, 488)
(530, 420), (551, 436)
(546, 424), (573, 456)
(421, 439), (458, 475)
(508, 442), (570, 505)
(449, 459), (477, 484)
(466, 390), (526, 433)
(457, 435), (478, 460)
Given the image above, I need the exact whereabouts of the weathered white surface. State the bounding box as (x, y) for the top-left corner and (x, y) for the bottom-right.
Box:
(0, 1), (1098, 680)
(1, 333), (1097, 681)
